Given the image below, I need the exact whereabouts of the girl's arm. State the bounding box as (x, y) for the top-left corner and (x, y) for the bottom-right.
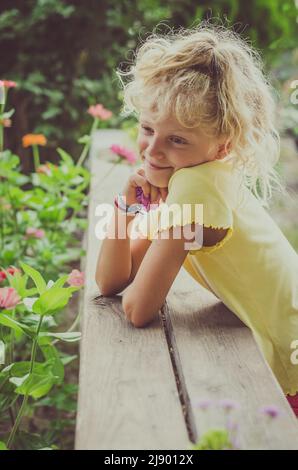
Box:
(122, 224), (194, 328)
(95, 206), (136, 296)
(96, 166), (165, 296)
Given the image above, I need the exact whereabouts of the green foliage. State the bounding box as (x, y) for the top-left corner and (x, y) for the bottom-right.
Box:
(192, 428), (233, 450)
(0, 80), (89, 450)
(0, 266), (83, 449)
(0, 146), (89, 279)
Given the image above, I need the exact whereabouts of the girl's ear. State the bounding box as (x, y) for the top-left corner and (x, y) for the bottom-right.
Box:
(216, 140), (232, 159)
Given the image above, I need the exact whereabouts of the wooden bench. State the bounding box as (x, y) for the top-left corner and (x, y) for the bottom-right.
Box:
(75, 129), (298, 450)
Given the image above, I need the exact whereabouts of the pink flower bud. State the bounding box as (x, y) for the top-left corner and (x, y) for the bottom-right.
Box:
(67, 269), (85, 287)
(87, 103), (113, 120)
(1, 80), (17, 88)
(0, 287), (21, 309)
(110, 144), (137, 164)
(25, 227), (45, 239)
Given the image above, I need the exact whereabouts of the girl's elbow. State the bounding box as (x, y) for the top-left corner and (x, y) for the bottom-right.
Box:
(122, 295), (145, 328)
(122, 294), (135, 324)
(95, 276), (116, 297)
(122, 295), (156, 328)
(96, 275), (130, 297)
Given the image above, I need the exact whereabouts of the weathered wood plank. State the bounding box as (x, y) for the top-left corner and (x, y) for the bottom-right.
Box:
(166, 272), (298, 449)
(75, 130), (190, 449)
(75, 295), (190, 450)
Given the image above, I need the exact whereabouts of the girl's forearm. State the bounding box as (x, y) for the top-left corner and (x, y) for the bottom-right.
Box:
(95, 206), (135, 296)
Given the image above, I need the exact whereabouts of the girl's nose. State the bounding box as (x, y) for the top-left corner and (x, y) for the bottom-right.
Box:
(146, 140), (164, 159)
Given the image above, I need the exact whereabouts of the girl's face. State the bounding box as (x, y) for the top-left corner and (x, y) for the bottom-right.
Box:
(137, 111), (230, 188)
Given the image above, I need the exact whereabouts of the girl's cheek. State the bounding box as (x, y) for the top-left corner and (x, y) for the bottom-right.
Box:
(137, 136), (147, 151)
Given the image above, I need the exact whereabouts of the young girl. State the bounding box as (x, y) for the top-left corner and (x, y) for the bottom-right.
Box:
(96, 22), (298, 416)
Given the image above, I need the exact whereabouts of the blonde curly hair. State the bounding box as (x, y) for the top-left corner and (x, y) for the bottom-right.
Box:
(116, 21), (288, 208)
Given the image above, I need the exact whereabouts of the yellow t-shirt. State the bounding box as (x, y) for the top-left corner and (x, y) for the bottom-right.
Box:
(134, 159), (298, 396)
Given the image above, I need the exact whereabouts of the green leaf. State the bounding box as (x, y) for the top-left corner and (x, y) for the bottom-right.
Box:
(0, 314), (30, 336)
(2, 360), (48, 377)
(32, 286), (77, 316)
(78, 134), (90, 144)
(39, 332), (81, 343)
(7, 359), (60, 399)
(52, 274), (68, 288)
(10, 374), (29, 387)
(3, 108), (15, 119)
(12, 372), (59, 399)
(56, 147), (73, 166)
(192, 429), (232, 450)
(25, 287), (39, 296)
(0, 441), (8, 450)
(5, 271), (36, 298)
(39, 344), (64, 384)
(20, 262), (47, 295)
(12, 430), (56, 450)
(41, 107), (61, 120)
(60, 354), (77, 366)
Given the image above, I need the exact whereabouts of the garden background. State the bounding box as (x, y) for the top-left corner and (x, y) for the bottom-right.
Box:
(0, 0), (297, 450)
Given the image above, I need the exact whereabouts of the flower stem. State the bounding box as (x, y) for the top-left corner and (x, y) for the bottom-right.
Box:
(32, 145), (40, 172)
(6, 394), (29, 449)
(76, 118), (99, 167)
(99, 157), (122, 182)
(0, 125), (3, 154)
(8, 309), (16, 365)
(0, 88), (6, 154)
(6, 315), (43, 449)
(0, 204), (4, 252)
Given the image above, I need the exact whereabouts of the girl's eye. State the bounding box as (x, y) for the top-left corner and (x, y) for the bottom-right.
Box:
(141, 126), (187, 145)
(171, 137), (187, 145)
(142, 126), (153, 134)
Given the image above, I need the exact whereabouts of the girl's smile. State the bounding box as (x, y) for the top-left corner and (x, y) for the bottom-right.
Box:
(144, 158), (172, 171)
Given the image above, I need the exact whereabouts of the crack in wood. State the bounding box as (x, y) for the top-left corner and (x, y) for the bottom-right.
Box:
(160, 301), (198, 444)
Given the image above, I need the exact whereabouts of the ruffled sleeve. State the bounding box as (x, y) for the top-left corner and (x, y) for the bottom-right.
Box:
(133, 163), (234, 255)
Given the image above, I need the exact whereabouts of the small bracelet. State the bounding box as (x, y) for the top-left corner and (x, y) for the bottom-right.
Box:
(114, 194), (143, 216)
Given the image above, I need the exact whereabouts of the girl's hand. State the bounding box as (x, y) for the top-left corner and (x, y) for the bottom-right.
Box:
(121, 168), (168, 207)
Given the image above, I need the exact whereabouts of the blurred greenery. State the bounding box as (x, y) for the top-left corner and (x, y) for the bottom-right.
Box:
(0, 0), (297, 171)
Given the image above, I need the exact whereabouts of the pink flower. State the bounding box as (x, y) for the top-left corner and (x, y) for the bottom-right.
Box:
(6, 266), (21, 276)
(25, 227), (45, 239)
(0, 287), (21, 309)
(1, 80), (17, 89)
(259, 405), (281, 419)
(0, 118), (12, 127)
(67, 269), (85, 287)
(193, 398), (213, 411)
(87, 103), (113, 120)
(218, 399), (240, 412)
(0, 266), (21, 283)
(110, 144), (137, 164)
